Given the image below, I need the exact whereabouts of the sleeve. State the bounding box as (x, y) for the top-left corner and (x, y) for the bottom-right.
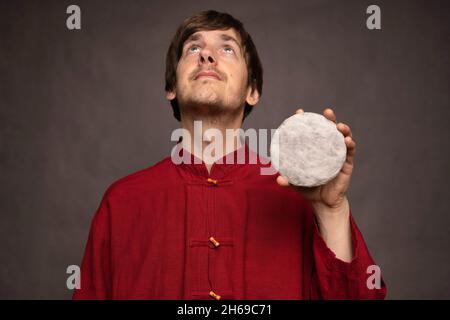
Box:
(72, 194), (112, 300)
(310, 208), (387, 300)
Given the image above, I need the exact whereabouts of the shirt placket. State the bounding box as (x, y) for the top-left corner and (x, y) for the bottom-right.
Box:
(187, 177), (234, 300)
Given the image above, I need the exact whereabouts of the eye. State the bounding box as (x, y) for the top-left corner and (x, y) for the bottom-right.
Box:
(223, 46), (235, 54)
(187, 45), (200, 53)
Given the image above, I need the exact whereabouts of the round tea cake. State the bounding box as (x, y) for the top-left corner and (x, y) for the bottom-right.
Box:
(270, 112), (347, 187)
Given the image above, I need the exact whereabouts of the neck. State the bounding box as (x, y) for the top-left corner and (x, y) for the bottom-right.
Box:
(180, 110), (244, 173)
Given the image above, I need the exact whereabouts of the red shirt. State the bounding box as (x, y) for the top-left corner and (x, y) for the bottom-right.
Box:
(73, 143), (386, 299)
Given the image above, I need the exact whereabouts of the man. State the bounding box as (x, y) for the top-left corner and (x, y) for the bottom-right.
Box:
(73, 10), (386, 300)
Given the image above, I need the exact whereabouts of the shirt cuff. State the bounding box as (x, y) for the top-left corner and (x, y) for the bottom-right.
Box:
(313, 209), (363, 276)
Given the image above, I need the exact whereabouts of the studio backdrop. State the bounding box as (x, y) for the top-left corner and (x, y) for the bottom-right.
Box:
(0, 0), (449, 299)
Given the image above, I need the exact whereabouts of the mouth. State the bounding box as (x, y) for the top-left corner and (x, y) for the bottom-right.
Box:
(195, 71), (221, 81)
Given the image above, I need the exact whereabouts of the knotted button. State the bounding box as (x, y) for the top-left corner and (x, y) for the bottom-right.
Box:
(209, 236), (220, 248)
(209, 290), (221, 300)
(207, 178), (218, 186)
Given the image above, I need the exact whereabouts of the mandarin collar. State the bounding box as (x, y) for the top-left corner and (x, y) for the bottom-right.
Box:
(174, 142), (252, 180)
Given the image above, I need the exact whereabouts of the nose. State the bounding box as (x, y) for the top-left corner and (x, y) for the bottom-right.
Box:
(199, 46), (217, 66)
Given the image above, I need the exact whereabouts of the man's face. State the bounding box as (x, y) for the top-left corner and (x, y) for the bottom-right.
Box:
(167, 28), (259, 118)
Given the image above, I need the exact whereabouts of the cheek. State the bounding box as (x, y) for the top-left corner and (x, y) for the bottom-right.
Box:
(176, 64), (190, 86)
(226, 63), (243, 81)
(178, 53), (199, 70)
(229, 68), (248, 91)
(233, 62), (248, 85)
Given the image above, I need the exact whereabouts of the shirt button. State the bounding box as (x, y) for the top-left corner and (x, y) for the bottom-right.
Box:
(209, 290), (221, 300)
(209, 236), (220, 248)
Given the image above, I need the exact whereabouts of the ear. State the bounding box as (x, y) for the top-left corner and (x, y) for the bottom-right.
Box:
(245, 84), (260, 106)
(166, 90), (176, 101)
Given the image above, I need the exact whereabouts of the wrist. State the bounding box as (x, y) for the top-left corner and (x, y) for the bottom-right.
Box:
(312, 196), (349, 219)
(312, 197), (353, 262)
(313, 196), (350, 234)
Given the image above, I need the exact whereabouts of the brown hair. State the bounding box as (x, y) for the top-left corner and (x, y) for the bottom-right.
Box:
(165, 10), (263, 122)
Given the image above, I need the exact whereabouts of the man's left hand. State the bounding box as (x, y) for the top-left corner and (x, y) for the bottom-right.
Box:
(276, 108), (356, 214)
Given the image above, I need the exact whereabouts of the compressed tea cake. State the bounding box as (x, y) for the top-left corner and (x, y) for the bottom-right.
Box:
(270, 112), (346, 187)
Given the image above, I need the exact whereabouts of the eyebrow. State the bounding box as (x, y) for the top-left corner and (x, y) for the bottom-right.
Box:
(184, 33), (242, 53)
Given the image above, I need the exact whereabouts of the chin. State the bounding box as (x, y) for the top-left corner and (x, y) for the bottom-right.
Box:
(190, 89), (222, 105)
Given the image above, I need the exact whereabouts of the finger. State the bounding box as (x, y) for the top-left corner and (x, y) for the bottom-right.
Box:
(323, 108), (336, 123)
(344, 136), (356, 164)
(276, 175), (290, 187)
(296, 108), (304, 115)
(337, 122), (353, 138)
(345, 136), (356, 150)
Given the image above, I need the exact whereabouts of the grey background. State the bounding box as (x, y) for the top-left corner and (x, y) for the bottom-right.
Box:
(1, 0), (449, 299)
